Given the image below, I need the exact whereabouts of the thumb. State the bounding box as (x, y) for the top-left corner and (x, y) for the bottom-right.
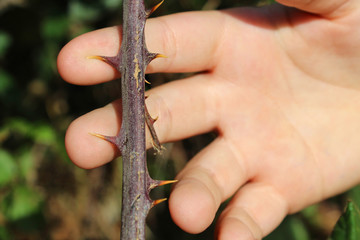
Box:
(276, 0), (357, 18)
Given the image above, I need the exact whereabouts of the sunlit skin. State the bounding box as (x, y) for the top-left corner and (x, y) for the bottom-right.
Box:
(57, 0), (360, 239)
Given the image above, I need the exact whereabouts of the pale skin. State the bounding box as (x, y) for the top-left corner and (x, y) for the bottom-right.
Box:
(57, 0), (360, 239)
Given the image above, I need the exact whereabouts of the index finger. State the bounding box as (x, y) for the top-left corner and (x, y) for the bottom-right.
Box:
(57, 11), (225, 85)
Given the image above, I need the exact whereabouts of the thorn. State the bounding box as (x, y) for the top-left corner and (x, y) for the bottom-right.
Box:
(146, 119), (162, 153)
(155, 53), (167, 59)
(146, 0), (164, 17)
(144, 96), (158, 121)
(87, 54), (122, 72)
(152, 141), (165, 154)
(148, 178), (177, 190)
(144, 102), (157, 124)
(89, 132), (106, 140)
(145, 103), (161, 152)
(145, 79), (151, 85)
(145, 52), (166, 66)
(158, 179), (178, 186)
(147, 112), (158, 124)
(87, 55), (106, 61)
(145, 52), (158, 65)
(152, 198), (167, 208)
(89, 132), (117, 145)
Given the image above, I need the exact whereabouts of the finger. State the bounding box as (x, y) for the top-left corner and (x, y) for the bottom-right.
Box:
(57, 27), (122, 86)
(276, 0), (357, 18)
(216, 182), (288, 240)
(168, 137), (250, 234)
(57, 11), (225, 85)
(65, 100), (122, 169)
(65, 74), (218, 169)
(146, 74), (218, 144)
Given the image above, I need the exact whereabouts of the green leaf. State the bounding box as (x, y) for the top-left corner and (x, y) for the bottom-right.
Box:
(1, 185), (43, 221)
(6, 118), (33, 137)
(31, 124), (57, 145)
(329, 201), (360, 240)
(41, 16), (69, 40)
(348, 185), (360, 207)
(0, 150), (17, 186)
(18, 150), (34, 179)
(5, 119), (57, 144)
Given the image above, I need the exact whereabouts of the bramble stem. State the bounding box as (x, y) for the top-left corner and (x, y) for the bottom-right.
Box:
(90, 0), (173, 239)
(119, 0), (151, 239)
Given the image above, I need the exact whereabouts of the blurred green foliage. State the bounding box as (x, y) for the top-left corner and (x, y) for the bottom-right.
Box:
(0, 0), (359, 239)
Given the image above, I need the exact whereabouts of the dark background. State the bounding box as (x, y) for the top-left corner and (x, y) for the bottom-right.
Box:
(0, 0), (359, 239)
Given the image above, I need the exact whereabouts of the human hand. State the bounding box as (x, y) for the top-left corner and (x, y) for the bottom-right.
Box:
(57, 0), (360, 239)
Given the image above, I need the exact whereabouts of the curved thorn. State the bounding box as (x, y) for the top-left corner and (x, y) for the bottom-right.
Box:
(145, 52), (158, 65)
(89, 132), (117, 145)
(146, 0), (164, 17)
(88, 55), (122, 72)
(145, 52), (166, 66)
(155, 53), (167, 58)
(152, 140), (164, 154)
(148, 179), (177, 190)
(87, 55), (106, 61)
(145, 79), (151, 85)
(89, 132), (107, 140)
(152, 198), (167, 208)
(158, 179), (178, 187)
(148, 179), (160, 190)
(145, 103), (162, 152)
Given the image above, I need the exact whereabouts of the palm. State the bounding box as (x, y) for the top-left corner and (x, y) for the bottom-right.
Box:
(206, 4), (360, 201)
(57, 2), (360, 239)
(163, 6), (360, 236)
